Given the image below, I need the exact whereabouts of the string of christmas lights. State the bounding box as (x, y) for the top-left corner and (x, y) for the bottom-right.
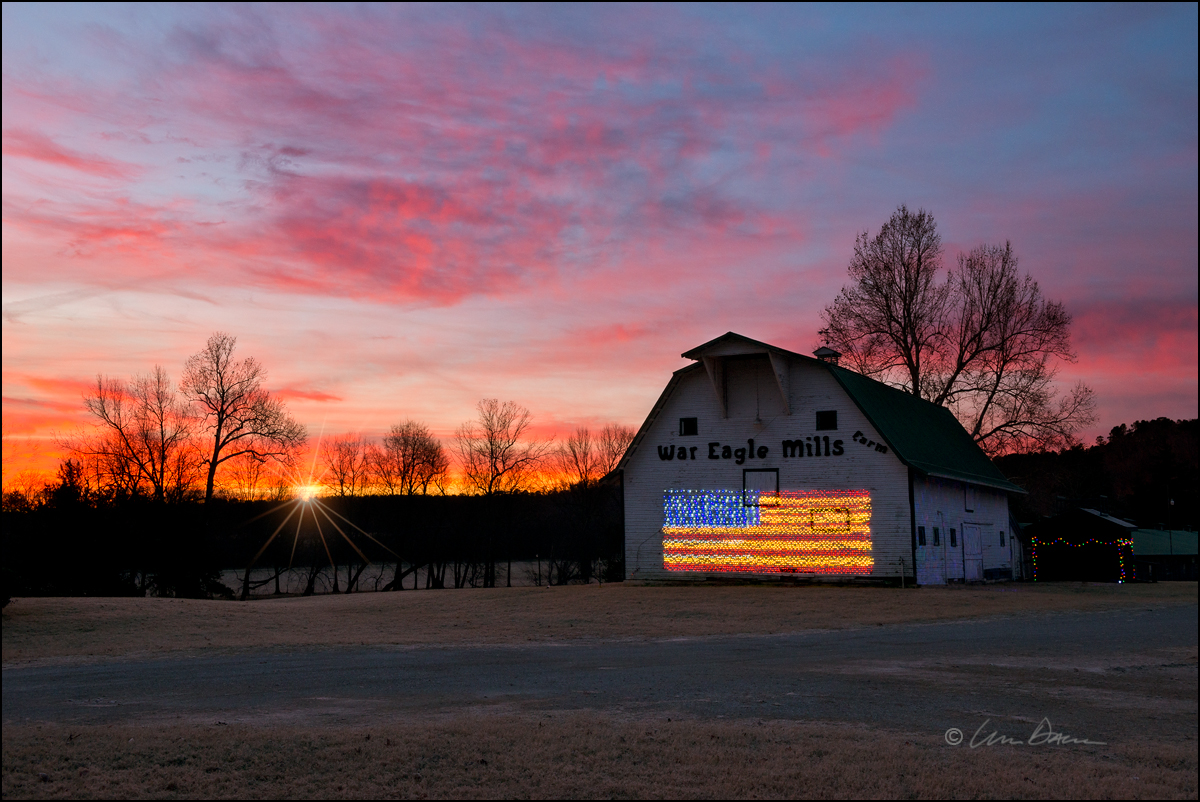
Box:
(662, 489), (873, 575)
(1029, 536), (1135, 583)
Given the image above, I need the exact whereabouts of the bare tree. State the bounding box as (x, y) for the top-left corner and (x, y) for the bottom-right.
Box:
(379, 421), (449, 496)
(365, 442), (398, 495)
(554, 423), (633, 487)
(454, 399), (551, 495)
(181, 332), (307, 502)
(820, 207), (1095, 455)
(819, 204), (947, 392)
(455, 399), (551, 588)
(598, 423), (636, 475)
(321, 434), (371, 496)
(934, 242), (1095, 453)
(224, 451), (273, 500)
(364, 421), (450, 593)
(75, 366), (199, 501)
(553, 427), (603, 488)
(549, 422), (633, 585)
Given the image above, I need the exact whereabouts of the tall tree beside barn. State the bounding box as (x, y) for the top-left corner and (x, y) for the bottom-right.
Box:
(553, 423), (635, 488)
(181, 332), (307, 502)
(554, 428), (603, 489)
(819, 205), (1095, 455)
(550, 423), (634, 584)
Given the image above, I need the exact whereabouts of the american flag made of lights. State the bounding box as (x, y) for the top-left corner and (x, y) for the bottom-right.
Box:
(662, 489), (873, 574)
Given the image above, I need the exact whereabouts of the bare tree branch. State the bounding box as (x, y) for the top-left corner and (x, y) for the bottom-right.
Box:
(820, 208), (1095, 456)
(598, 423), (636, 475)
(180, 332), (307, 502)
(454, 399), (550, 495)
(74, 366), (200, 501)
(365, 422), (448, 496)
(321, 434), (371, 497)
(554, 427), (602, 489)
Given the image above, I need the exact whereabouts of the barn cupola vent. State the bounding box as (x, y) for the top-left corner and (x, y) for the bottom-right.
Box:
(813, 346), (841, 365)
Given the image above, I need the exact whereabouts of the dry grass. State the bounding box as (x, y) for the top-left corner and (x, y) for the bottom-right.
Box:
(3, 714), (1195, 800)
(4, 582), (1196, 666)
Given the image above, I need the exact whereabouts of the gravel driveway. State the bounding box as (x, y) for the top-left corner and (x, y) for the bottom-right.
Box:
(5, 604), (1196, 745)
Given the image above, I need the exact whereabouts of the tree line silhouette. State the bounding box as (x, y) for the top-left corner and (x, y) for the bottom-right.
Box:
(2, 333), (634, 602)
(996, 417), (1197, 529)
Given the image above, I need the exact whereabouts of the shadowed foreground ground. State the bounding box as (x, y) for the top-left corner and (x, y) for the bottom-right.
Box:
(5, 715), (1196, 800)
(3, 583), (1196, 798)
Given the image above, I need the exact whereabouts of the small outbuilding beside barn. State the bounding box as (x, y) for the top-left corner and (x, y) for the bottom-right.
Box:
(1023, 508), (1137, 582)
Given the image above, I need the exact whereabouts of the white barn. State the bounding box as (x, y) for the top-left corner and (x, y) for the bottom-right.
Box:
(618, 333), (1026, 585)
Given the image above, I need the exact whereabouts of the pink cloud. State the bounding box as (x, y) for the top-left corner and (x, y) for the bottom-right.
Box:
(1073, 298), (1197, 369)
(276, 387), (342, 403)
(3, 7), (928, 306)
(2, 129), (141, 179)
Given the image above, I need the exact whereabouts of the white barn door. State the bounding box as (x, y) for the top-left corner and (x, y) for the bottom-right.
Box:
(963, 525), (983, 581)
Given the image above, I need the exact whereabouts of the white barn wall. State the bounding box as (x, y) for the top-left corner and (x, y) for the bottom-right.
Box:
(624, 354), (914, 581)
(913, 477), (1011, 584)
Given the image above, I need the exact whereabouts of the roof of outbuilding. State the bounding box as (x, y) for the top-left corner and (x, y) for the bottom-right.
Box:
(619, 332), (1025, 494)
(1078, 508), (1137, 529)
(1023, 508), (1143, 543)
(1132, 529), (1198, 556)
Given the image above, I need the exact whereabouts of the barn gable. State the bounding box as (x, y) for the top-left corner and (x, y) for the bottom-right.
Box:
(621, 332), (1024, 494)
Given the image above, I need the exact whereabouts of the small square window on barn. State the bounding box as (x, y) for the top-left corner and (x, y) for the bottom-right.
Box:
(965, 484), (976, 512)
(815, 410), (838, 430)
(933, 527), (941, 546)
(1000, 531), (1005, 547)
(679, 417), (698, 436)
(917, 526), (926, 546)
(950, 528), (957, 548)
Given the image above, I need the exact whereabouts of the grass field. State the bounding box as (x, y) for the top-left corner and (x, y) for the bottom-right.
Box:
(3, 583), (1197, 799)
(4, 714), (1196, 799)
(4, 581), (1196, 666)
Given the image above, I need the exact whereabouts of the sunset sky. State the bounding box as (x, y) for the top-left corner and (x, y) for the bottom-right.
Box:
(3, 4), (1197, 482)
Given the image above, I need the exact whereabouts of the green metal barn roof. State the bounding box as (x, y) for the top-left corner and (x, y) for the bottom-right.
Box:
(827, 364), (1026, 494)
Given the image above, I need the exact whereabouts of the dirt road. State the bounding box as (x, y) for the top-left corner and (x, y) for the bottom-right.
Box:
(5, 604), (1195, 745)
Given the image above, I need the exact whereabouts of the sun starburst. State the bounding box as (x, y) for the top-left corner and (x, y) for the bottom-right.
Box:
(236, 425), (397, 597)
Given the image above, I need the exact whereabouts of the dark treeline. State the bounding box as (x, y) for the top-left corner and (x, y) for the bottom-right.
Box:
(995, 417), (1198, 529)
(2, 467), (623, 601)
(3, 332), (637, 604)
